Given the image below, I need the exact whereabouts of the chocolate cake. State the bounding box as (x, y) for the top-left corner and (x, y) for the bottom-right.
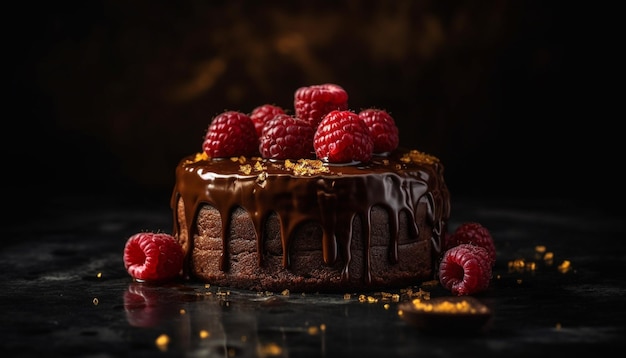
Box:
(171, 149), (450, 292)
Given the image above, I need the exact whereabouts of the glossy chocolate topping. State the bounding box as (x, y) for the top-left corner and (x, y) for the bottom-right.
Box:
(171, 148), (450, 285)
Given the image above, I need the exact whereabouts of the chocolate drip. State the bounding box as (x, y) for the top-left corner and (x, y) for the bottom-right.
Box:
(171, 149), (451, 286)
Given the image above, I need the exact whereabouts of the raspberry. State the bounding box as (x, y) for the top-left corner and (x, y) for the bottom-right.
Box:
(314, 110), (374, 163)
(358, 108), (399, 154)
(203, 111), (259, 158)
(439, 244), (492, 296)
(446, 222), (496, 266)
(294, 83), (349, 127)
(123, 232), (184, 282)
(250, 104), (286, 138)
(259, 113), (315, 160)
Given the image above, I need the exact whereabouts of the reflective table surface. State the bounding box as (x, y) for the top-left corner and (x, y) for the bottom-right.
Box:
(1, 195), (624, 357)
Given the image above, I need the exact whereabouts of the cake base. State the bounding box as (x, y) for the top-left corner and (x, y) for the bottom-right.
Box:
(176, 200), (435, 292)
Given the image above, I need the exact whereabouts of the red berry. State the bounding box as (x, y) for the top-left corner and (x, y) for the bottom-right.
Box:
(314, 110), (374, 163)
(203, 111), (259, 158)
(123, 233), (184, 282)
(250, 104), (286, 138)
(259, 113), (315, 160)
(358, 108), (399, 153)
(446, 222), (496, 267)
(294, 83), (349, 128)
(439, 244), (492, 296)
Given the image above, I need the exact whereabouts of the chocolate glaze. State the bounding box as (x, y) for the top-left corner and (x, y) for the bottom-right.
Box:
(171, 148), (450, 286)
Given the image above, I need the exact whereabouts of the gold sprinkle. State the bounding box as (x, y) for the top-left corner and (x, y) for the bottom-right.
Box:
(256, 171), (268, 187)
(239, 164), (252, 175)
(343, 293), (352, 300)
(307, 326), (319, 335)
(281, 289), (290, 296)
(96, 272), (102, 278)
(199, 330), (210, 339)
(155, 334), (170, 352)
(254, 161), (266, 172)
(230, 155), (247, 164)
(558, 260), (571, 273)
(384, 303), (390, 310)
(400, 149), (439, 165)
(535, 245), (546, 253)
(285, 159), (330, 175)
(508, 258), (529, 272)
(179, 309), (186, 315)
(408, 298), (489, 314)
(92, 298), (99, 306)
(320, 323), (326, 331)
(190, 152), (209, 163)
(258, 343), (282, 356)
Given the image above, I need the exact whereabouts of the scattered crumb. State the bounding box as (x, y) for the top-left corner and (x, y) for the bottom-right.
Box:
(406, 298), (489, 314)
(155, 334), (170, 352)
(257, 342), (282, 356)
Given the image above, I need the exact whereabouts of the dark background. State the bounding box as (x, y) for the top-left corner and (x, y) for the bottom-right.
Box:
(6, 1), (617, 214)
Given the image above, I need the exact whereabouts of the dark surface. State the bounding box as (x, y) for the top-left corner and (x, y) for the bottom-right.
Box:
(1, 195), (624, 357)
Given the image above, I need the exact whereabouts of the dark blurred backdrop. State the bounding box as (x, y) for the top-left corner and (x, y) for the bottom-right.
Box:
(6, 1), (616, 213)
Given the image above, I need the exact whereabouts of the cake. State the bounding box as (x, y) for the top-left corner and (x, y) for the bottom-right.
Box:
(171, 150), (450, 292)
(170, 84), (451, 292)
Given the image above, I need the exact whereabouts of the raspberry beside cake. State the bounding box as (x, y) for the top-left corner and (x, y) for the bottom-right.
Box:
(170, 84), (451, 292)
